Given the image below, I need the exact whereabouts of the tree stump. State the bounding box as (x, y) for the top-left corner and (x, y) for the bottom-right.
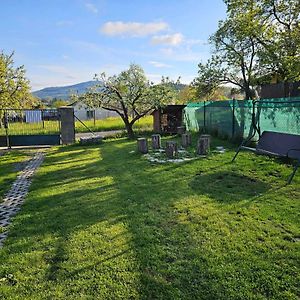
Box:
(137, 138), (148, 154)
(197, 134), (210, 155)
(165, 141), (178, 159)
(182, 133), (192, 148)
(177, 126), (186, 135)
(151, 134), (161, 149)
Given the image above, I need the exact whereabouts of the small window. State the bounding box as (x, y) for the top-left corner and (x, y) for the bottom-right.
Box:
(86, 110), (95, 119)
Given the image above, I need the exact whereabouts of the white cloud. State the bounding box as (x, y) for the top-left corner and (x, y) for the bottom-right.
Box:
(85, 2), (98, 14)
(149, 61), (172, 68)
(151, 33), (184, 46)
(100, 21), (168, 37)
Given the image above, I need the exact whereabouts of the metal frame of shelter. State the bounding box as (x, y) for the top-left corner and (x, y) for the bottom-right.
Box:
(232, 99), (300, 183)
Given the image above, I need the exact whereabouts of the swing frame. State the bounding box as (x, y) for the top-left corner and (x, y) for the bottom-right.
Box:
(232, 99), (300, 184)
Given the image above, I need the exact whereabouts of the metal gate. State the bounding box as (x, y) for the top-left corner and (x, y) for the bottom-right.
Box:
(0, 109), (61, 147)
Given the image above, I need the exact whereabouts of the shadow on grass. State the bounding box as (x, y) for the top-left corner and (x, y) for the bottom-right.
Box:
(0, 140), (297, 299)
(189, 171), (270, 202)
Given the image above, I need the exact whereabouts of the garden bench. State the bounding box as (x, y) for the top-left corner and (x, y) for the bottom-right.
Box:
(232, 131), (300, 183)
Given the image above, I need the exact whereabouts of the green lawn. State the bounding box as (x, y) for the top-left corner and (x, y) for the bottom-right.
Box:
(0, 151), (31, 203)
(0, 116), (152, 136)
(0, 137), (299, 299)
(0, 121), (60, 136)
(75, 115), (153, 133)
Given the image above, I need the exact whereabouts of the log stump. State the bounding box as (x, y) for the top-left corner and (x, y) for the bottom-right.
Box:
(182, 133), (192, 148)
(177, 126), (186, 135)
(197, 134), (210, 155)
(151, 134), (161, 149)
(165, 141), (178, 159)
(137, 138), (148, 154)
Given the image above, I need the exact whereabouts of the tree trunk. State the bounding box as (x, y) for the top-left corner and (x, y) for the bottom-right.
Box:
(244, 83), (252, 100)
(124, 119), (135, 139)
(0, 111), (4, 128)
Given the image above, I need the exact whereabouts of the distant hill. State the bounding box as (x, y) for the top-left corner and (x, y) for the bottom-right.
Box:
(32, 81), (98, 101)
(32, 81), (187, 102)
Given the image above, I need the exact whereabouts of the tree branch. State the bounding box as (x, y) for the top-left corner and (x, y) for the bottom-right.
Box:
(272, 1), (291, 29)
(102, 106), (124, 118)
(129, 108), (153, 126)
(222, 76), (244, 89)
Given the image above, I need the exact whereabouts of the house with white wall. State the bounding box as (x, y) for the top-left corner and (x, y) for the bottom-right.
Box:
(70, 101), (118, 121)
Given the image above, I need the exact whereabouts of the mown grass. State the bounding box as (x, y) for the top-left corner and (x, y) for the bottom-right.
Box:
(0, 121), (60, 136)
(0, 116), (152, 136)
(0, 151), (31, 202)
(0, 137), (299, 299)
(75, 115), (153, 133)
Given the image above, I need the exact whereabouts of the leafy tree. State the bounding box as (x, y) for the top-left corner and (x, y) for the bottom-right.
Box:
(225, 0), (300, 82)
(208, 87), (232, 100)
(194, 17), (260, 100)
(76, 64), (177, 138)
(261, 0), (299, 82)
(26, 94), (42, 108)
(194, 0), (300, 100)
(0, 51), (31, 109)
(51, 98), (69, 108)
(177, 85), (198, 103)
(0, 51), (32, 127)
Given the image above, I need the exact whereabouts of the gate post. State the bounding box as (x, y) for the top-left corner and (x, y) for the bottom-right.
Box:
(58, 107), (75, 145)
(4, 111), (11, 149)
(203, 100), (206, 133)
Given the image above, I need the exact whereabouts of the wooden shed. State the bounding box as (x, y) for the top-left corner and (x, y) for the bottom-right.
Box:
(152, 105), (186, 133)
(260, 81), (300, 98)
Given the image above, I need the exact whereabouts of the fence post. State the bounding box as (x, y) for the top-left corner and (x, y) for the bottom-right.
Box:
(203, 100), (206, 133)
(42, 110), (45, 129)
(4, 110), (10, 149)
(232, 98), (235, 139)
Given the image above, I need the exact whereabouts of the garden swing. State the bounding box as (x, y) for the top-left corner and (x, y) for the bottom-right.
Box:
(232, 99), (300, 184)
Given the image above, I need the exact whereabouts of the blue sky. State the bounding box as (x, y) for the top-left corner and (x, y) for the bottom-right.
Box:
(0, 0), (226, 91)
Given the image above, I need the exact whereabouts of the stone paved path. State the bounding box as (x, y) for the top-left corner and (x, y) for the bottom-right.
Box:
(0, 151), (44, 247)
